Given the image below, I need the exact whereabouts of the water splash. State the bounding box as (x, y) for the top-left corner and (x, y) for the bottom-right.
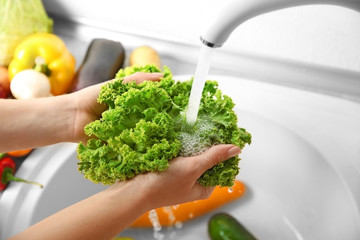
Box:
(172, 205), (180, 210)
(163, 206), (176, 226)
(148, 209), (164, 240)
(174, 221), (183, 229)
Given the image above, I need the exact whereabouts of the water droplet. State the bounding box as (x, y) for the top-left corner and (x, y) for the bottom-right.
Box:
(163, 206), (176, 224)
(175, 221), (183, 229)
(228, 187), (233, 193)
(153, 230), (165, 240)
(148, 209), (162, 234)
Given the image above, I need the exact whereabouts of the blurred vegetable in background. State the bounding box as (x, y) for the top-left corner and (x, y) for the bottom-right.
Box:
(0, 154), (43, 191)
(208, 213), (257, 240)
(7, 149), (32, 158)
(10, 69), (51, 99)
(130, 45), (161, 68)
(71, 38), (125, 92)
(8, 33), (76, 95)
(0, 0), (53, 66)
(131, 180), (246, 227)
(0, 66), (10, 98)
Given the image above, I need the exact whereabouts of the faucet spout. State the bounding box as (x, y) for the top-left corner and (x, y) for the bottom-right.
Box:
(201, 0), (360, 48)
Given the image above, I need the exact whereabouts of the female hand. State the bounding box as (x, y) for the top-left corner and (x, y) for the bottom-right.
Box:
(69, 72), (163, 143)
(10, 144), (241, 240)
(110, 144), (241, 211)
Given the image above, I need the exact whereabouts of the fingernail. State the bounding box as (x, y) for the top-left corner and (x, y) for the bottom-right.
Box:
(228, 146), (241, 158)
(153, 73), (163, 78)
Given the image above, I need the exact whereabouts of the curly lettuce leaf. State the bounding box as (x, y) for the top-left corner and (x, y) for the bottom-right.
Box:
(77, 65), (251, 187)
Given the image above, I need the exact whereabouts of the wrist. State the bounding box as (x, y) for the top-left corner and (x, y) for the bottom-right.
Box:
(107, 180), (150, 212)
(55, 94), (78, 143)
(102, 181), (150, 230)
(67, 84), (107, 143)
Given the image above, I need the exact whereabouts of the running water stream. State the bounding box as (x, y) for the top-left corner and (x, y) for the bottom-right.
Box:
(148, 44), (215, 239)
(185, 44), (214, 124)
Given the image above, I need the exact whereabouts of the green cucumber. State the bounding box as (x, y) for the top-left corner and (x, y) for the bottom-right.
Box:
(208, 213), (257, 240)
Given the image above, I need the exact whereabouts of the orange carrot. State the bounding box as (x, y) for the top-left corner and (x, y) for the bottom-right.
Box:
(7, 148), (33, 157)
(131, 180), (246, 227)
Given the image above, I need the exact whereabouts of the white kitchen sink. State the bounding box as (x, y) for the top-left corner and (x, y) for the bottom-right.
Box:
(1, 74), (359, 240)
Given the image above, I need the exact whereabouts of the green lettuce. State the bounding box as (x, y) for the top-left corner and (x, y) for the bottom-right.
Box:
(77, 65), (251, 187)
(0, 0), (53, 66)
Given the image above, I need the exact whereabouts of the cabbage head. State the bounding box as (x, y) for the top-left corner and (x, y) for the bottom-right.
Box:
(0, 0), (53, 66)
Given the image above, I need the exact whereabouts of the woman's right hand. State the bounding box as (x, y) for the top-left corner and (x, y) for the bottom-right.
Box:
(110, 144), (241, 211)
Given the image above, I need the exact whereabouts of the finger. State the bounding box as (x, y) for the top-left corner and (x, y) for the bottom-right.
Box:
(191, 144), (241, 177)
(123, 72), (163, 84)
(193, 185), (216, 200)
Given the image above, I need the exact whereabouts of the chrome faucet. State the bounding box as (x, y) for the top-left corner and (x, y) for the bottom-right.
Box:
(201, 0), (360, 48)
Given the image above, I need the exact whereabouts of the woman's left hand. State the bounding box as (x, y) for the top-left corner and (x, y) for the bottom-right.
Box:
(69, 72), (163, 143)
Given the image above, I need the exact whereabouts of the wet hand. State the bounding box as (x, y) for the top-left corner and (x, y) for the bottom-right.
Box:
(128, 144), (241, 210)
(69, 72), (163, 143)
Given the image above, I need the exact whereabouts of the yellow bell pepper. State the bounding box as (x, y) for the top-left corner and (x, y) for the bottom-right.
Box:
(8, 33), (76, 95)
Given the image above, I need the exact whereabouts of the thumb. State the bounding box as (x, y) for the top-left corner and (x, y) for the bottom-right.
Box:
(123, 72), (163, 84)
(192, 144), (241, 177)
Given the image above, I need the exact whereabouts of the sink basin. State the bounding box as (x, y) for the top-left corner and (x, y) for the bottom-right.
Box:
(0, 75), (359, 240)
